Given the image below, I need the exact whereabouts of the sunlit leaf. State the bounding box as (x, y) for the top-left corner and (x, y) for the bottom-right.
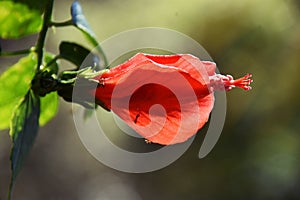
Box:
(0, 54), (36, 130)
(0, 53), (59, 130)
(0, 1), (42, 39)
(39, 92), (58, 126)
(13, 0), (50, 13)
(8, 90), (40, 199)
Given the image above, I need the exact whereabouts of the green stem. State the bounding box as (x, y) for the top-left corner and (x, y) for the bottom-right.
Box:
(49, 19), (73, 27)
(35, 0), (54, 72)
(0, 48), (34, 56)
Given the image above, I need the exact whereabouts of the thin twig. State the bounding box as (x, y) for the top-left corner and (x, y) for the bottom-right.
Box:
(48, 19), (73, 27)
(0, 48), (34, 56)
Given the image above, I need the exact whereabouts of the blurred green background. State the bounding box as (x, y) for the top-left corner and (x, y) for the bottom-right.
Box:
(1, 0), (300, 199)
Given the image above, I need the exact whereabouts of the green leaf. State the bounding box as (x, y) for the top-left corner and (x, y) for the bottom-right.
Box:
(39, 92), (58, 126)
(0, 54), (36, 130)
(0, 1), (43, 39)
(59, 41), (100, 69)
(13, 0), (50, 13)
(0, 53), (59, 130)
(8, 90), (40, 199)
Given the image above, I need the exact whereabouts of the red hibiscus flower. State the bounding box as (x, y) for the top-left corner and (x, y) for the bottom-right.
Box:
(92, 53), (252, 145)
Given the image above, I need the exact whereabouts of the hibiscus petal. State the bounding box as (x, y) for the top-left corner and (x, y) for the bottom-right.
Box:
(96, 61), (214, 145)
